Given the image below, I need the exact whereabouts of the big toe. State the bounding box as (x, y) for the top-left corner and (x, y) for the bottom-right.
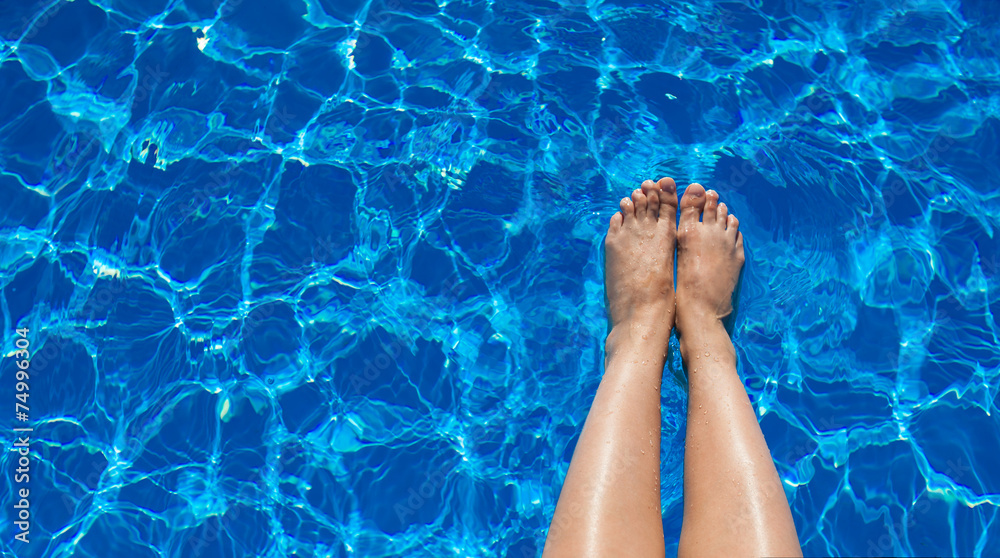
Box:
(679, 183), (706, 229)
(657, 177), (678, 209)
(656, 177), (678, 227)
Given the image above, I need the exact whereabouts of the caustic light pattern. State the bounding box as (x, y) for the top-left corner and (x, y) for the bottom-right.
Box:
(0, 0), (999, 557)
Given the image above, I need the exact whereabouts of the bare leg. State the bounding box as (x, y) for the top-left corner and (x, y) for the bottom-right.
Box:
(543, 178), (678, 557)
(675, 184), (801, 557)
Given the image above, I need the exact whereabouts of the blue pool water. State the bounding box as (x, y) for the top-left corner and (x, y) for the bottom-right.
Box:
(1, 0), (999, 556)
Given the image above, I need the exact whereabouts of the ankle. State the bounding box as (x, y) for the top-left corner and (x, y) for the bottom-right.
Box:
(676, 306), (727, 334)
(677, 319), (734, 357)
(678, 314), (726, 334)
(606, 314), (673, 352)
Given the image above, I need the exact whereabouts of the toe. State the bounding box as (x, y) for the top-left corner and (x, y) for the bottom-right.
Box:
(620, 197), (634, 220)
(641, 180), (660, 218)
(657, 177), (677, 206)
(631, 188), (648, 217)
(727, 215), (740, 239)
(703, 189), (719, 223)
(609, 211), (623, 233)
(679, 183), (706, 229)
(736, 230), (745, 260)
(646, 187), (660, 218)
(641, 179), (658, 196)
(656, 177), (678, 228)
(718, 203), (729, 227)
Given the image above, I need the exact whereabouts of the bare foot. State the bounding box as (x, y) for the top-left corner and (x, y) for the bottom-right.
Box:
(675, 183), (745, 332)
(604, 177), (678, 345)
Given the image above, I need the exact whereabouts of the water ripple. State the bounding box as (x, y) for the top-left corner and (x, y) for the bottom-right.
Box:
(0, 0), (998, 556)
